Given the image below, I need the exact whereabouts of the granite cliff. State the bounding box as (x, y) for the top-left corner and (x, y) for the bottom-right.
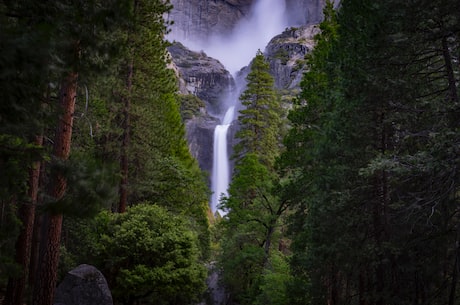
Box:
(167, 0), (326, 182)
(168, 42), (235, 175)
(168, 0), (326, 42)
(265, 24), (319, 90)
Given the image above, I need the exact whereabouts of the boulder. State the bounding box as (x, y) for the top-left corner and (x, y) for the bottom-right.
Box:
(54, 264), (113, 305)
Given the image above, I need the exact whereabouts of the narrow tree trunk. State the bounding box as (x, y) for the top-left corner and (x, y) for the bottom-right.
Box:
(359, 269), (367, 305)
(441, 35), (459, 105)
(32, 71), (78, 305)
(263, 225), (274, 267)
(118, 59), (133, 213)
(4, 135), (43, 305)
(448, 226), (460, 305)
(28, 160), (46, 288)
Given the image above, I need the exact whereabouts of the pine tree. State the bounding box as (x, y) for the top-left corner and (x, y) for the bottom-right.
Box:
(234, 50), (283, 168)
(281, 0), (460, 304)
(219, 51), (288, 304)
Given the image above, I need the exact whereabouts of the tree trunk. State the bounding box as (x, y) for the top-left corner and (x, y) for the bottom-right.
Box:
(32, 71), (78, 305)
(28, 160), (46, 288)
(448, 225), (460, 305)
(441, 35), (459, 105)
(4, 135), (43, 305)
(118, 59), (133, 213)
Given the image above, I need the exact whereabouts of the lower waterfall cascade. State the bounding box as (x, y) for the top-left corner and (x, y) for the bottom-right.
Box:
(210, 106), (235, 215)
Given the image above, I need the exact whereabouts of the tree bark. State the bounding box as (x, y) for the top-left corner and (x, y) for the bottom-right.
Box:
(32, 71), (78, 305)
(4, 135), (43, 305)
(28, 161), (46, 288)
(441, 35), (459, 105)
(118, 59), (133, 213)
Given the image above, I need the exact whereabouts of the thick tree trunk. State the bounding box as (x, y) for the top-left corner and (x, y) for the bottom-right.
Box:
(4, 135), (43, 305)
(118, 59), (133, 213)
(32, 71), (78, 305)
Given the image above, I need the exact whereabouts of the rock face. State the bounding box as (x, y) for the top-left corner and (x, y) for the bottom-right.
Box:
(168, 0), (328, 42)
(265, 25), (320, 90)
(54, 264), (113, 305)
(168, 0), (254, 42)
(168, 42), (235, 114)
(169, 42), (235, 176)
(285, 0), (325, 26)
(168, 1), (325, 182)
(185, 115), (218, 176)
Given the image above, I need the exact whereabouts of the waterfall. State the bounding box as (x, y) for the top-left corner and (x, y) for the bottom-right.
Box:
(206, 0), (287, 215)
(170, 0), (288, 215)
(211, 106), (235, 214)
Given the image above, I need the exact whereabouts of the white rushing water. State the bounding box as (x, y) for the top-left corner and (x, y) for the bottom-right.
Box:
(208, 0), (288, 215)
(210, 106), (235, 214)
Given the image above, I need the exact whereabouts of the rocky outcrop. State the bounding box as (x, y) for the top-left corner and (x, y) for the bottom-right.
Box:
(168, 42), (235, 114)
(265, 25), (319, 90)
(169, 42), (235, 177)
(54, 264), (113, 305)
(185, 115), (218, 175)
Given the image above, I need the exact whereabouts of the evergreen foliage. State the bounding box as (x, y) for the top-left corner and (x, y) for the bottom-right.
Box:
(219, 51), (289, 305)
(63, 204), (207, 305)
(234, 50), (283, 168)
(1, 0), (210, 303)
(281, 0), (460, 304)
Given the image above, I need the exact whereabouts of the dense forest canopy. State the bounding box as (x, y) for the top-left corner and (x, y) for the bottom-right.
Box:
(0, 0), (209, 304)
(0, 0), (459, 305)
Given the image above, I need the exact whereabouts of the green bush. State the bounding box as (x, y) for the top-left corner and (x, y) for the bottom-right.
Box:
(65, 204), (207, 305)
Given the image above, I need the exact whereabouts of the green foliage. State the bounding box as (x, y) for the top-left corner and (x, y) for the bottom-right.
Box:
(178, 94), (205, 120)
(219, 51), (289, 304)
(0, 201), (21, 285)
(65, 204), (207, 305)
(42, 152), (118, 218)
(281, 0), (460, 304)
(235, 50), (283, 167)
(254, 251), (292, 305)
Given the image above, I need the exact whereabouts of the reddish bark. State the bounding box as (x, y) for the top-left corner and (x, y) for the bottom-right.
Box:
(32, 71), (78, 305)
(4, 135), (43, 305)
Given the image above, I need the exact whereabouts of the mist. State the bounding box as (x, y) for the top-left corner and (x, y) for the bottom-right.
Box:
(177, 0), (288, 75)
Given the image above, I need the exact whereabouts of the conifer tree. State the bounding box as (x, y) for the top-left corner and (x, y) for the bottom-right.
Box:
(220, 51), (288, 304)
(234, 50), (282, 168)
(281, 0), (460, 304)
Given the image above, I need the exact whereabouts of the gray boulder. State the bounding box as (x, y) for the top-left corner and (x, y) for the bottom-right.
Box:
(54, 264), (113, 305)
